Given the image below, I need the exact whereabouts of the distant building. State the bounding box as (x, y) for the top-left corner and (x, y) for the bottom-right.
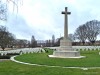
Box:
(37, 40), (46, 47)
(15, 39), (30, 48)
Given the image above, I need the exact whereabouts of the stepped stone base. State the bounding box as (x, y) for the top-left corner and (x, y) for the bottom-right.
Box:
(49, 50), (85, 58)
(53, 51), (80, 57)
(49, 54), (85, 58)
(49, 46), (85, 58)
(49, 39), (85, 58)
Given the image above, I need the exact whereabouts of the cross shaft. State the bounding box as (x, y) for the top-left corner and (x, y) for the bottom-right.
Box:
(62, 7), (71, 39)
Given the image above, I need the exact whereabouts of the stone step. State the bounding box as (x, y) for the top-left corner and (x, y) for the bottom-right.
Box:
(53, 51), (80, 57)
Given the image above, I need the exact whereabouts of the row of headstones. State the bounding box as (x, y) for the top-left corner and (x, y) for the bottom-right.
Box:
(74, 48), (100, 51)
(0, 48), (45, 56)
(73, 46), (100, 50)
(20, 49), (45, 55)
(48, 46), (100, 51)
(0, 48), (45, 53)
(73, 46), (100, 51)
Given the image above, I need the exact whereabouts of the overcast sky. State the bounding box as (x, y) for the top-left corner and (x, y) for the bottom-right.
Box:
(4, 0), (100, 40)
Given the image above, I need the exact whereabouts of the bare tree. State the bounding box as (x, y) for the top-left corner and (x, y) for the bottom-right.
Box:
(51, 35), (55, 47)
(45, 39), (52, 47)
(68, 34), (76, 42)
(0, 0), (21, 22)
(0, 25), (15, 50)
(7, 32), (16, 48)
(16, 39), (29, 48)
(55, 37), (63, 46)
(85, 20), (100, 44)
(74, 20), (100, 45)
(30, 35), (37, 48)
(74, 24), (87, 45)
(0, 0), (23, 50)
(0, 1), (7, 21)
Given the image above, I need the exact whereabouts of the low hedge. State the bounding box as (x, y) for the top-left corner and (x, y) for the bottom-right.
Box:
(0, 55), (10, 59)
(0, 53), (20, 59)
(6, 53), (20, 55)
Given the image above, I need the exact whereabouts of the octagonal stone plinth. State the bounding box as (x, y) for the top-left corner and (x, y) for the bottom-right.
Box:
(49, 39), (85, 58)
(53, 51), (80, 57)
(49, 51), (85, 58)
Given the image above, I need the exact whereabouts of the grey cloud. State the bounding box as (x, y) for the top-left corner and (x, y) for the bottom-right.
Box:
(6, 0), (100, 40)
(7, 13), (34, 40)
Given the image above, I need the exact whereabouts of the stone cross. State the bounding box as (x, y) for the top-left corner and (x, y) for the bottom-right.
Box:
(62, 7), (71, 39)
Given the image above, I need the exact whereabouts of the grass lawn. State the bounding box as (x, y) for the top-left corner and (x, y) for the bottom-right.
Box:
(15, 49), (100, 67)
(1, 60), (100, 75)
(1, 49), (100, 75)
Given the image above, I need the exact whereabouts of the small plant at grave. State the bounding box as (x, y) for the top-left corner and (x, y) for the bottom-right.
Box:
(84, 48), (86, 51)
(96, 48), (98, 51)
(43, 48), (53, 54)
(43, 48), (48, 53)
(19, 50), (23, 55)
(80, 49), (82, 51)
(88, 48), (90, 51)
(76, 49), (79, 51)
(92, 49), (94, 51)
(40, 49), (42, 53)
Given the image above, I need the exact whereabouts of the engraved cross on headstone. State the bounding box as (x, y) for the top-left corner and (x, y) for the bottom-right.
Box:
(62, 7), (71, 39)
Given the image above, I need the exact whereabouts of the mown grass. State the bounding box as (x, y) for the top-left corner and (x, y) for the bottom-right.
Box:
(1, 49), (100, 75)
(15, 49), (100, 67)
(1, 60), (100, 75)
